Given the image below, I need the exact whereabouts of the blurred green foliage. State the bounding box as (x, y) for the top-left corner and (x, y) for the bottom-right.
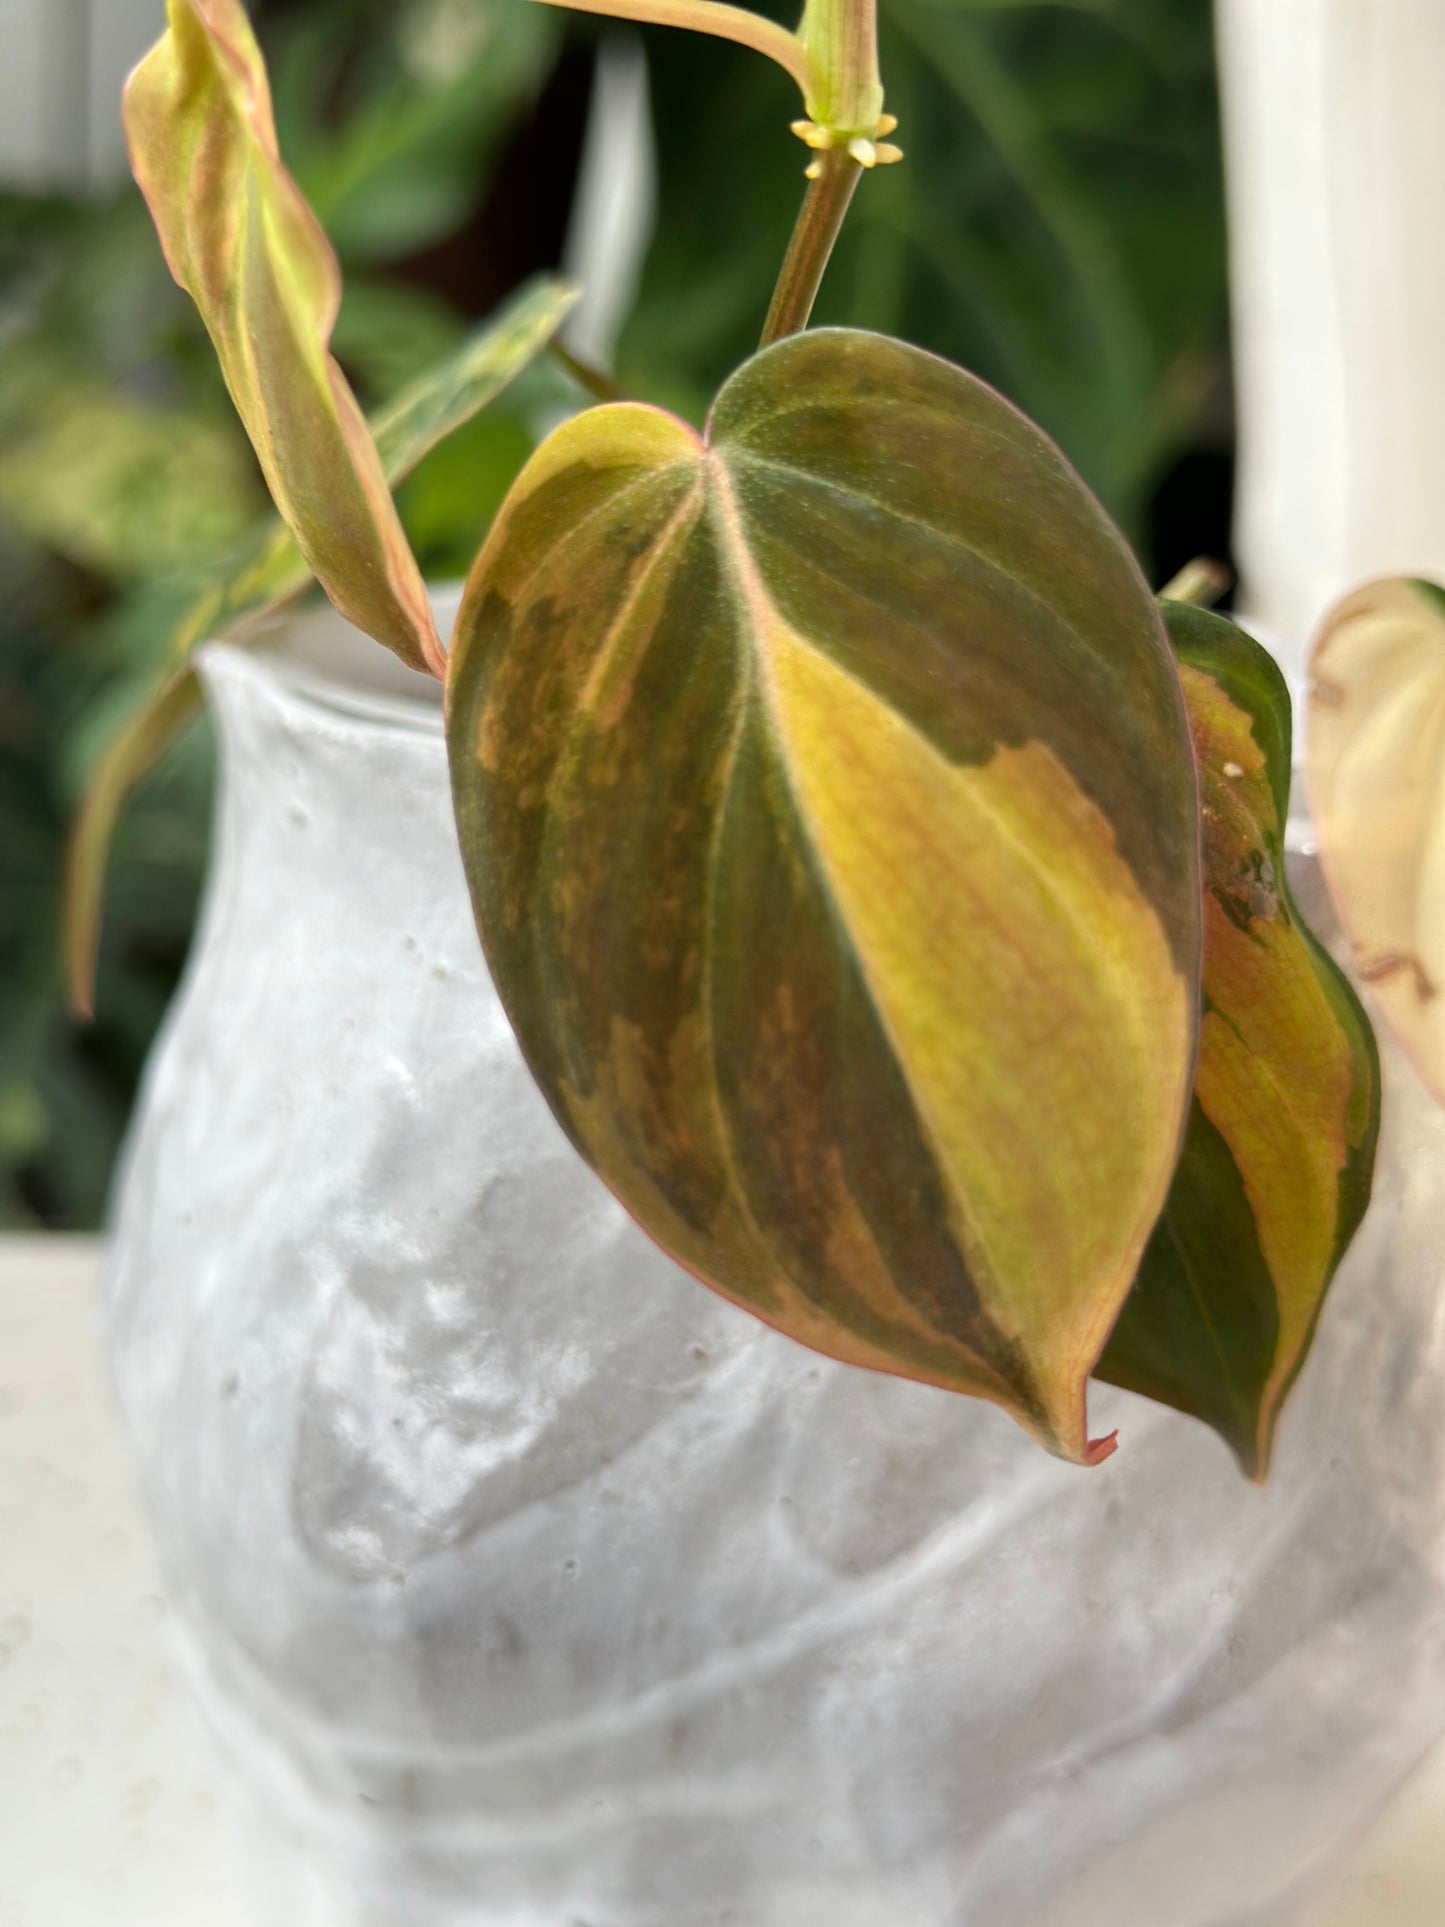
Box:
(0, 0), (563, 1226)
(626, 0), (1227, 542)
(0, 0), (1228, 1227)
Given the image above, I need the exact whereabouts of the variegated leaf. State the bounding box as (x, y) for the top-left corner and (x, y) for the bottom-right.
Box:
(448, 328), (1201, 1464)
(159, 278), (579, 667)
(1100, 604), (1380, 1478)
(66, 279), (576, 1016)
(1307, 577), (1445, 1102)
(123, 0), (442, 675)
(0, 359), (260, 579)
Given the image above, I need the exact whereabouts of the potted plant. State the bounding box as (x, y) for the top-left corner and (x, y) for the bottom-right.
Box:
(81, 1), (1445, 1921)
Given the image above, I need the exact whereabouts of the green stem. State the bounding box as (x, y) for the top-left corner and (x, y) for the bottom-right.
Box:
(799, 0), (882, 135)
(532, 0), (812, 100)
(1160, 557), (1231, 609)
(760, 149), (861, 348)
(548, 339), (625, 404)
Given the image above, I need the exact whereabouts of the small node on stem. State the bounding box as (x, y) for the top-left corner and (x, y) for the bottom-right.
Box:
(804, 158), (824, 180)
(792, 111), (900, 163)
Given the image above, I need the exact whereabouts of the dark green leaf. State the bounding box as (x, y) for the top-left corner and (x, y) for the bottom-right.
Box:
(1100, 604), (1381, 1478)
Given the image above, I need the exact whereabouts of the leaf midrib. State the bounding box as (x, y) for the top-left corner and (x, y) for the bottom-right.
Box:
(702, 448), (1039, 1417)
(726, 444), (1125, 705)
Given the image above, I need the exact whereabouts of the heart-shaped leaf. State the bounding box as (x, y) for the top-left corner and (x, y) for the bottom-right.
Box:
(123, 0), (442, 675)
(1100, 604), (1380, 1478)
(448, 328), (1201, 1463)
(1306, 577), (1445, 1102)
(65, 279), (577, 1016)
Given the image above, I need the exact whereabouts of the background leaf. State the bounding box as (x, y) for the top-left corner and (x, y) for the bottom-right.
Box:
(622, 0), (1228, 553)
(448, 328), (1201, 1462)
(1306, 577), (1445, 1105)
(271, 0), (560, 264)
(0, 341), (261, 580)
(1100, 604), (1381, 1478)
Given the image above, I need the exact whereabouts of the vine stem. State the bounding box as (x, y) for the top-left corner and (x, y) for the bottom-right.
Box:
(760, 148), (862, 348)
(532, 0), (812, 98)
(1160, 557), (1232, 609)
(548, 339), (625, 403)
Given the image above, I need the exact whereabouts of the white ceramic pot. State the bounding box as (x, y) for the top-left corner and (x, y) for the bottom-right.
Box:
(105, 611), (1445, 1927)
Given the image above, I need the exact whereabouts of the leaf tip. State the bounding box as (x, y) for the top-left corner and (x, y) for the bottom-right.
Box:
(67, 968), (97, 1027)
(68, 962), (97, 1026)
(1237, 1431), (1269, 1486)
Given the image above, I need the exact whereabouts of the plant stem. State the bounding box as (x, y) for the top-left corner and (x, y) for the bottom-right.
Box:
(532, 0), (812, 101)
(548, 339), (625, 404)
(760, 149), (862, 348)
(799, 0), (882, 136)
(1160, 556), (1232, 608)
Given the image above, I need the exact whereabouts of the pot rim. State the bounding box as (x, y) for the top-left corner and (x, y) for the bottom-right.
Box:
(197, 639), (446, 741)
(195, 584), (463, 743)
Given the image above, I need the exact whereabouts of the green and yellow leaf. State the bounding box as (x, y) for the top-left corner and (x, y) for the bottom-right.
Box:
(64, 279), (576, 1016)
(159, 277), (580, 666)
(123, 0), (441, 675)
(367, 281), (578, 480)
(1307, 576), (1445, 1102)
(448, 327), (1202, 1464)
(1100, 604), (1380, 1479)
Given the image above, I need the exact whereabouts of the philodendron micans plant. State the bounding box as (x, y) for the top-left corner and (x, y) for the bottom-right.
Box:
(77, 0), (1381, 1479)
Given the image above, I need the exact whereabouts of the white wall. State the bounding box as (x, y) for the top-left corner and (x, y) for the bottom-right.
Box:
(0, 0), (162, 190)
(1218, 0), (1445, 678)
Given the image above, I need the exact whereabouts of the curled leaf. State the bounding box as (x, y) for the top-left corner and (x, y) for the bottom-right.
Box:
(1307, 577), (1445, 1101)
(162, 277), (581, 665)
(448, 328), (1201, 1463)
(123, 0), (442, 675)
(65, 280), (576, 1017)
(1101, 605), (1380, 1478)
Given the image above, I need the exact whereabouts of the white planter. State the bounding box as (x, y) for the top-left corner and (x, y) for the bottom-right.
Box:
(105, 611), (1445, 1927)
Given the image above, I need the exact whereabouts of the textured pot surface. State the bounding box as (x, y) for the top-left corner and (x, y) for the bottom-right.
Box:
(106, 635), (1445, 1927)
